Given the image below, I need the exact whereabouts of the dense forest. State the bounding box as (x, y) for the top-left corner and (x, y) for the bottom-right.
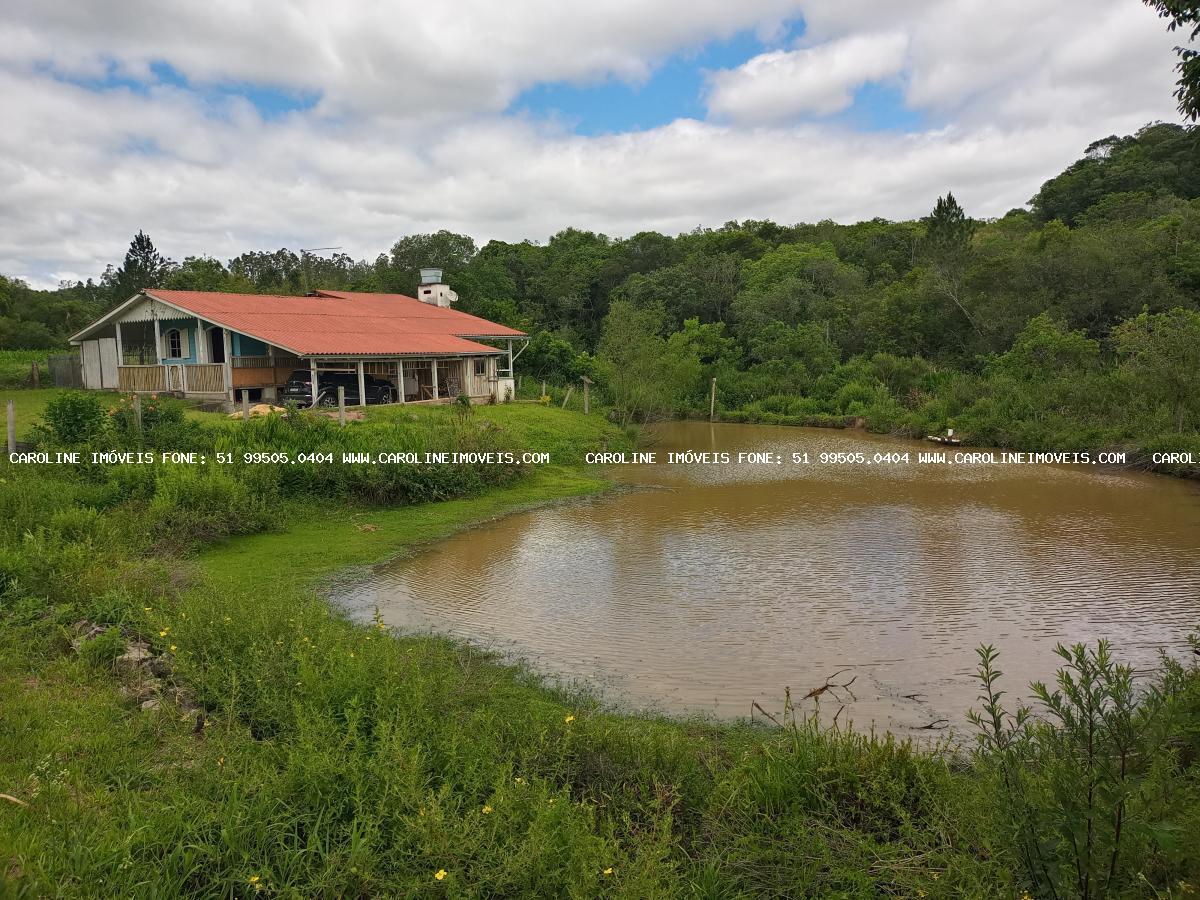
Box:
(3, 122), (1199, 462)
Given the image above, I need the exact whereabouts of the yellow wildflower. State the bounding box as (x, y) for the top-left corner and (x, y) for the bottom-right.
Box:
(603, 867), (614, 876)
(564, 714), (575, 724)
(158, 629), (169, 637)
(932, 873), (939, 880)
(482, 805), (493, 814)
(217, 756), (225, 766)
(169, 645), (177, 652)
(515, 777), (525, 784)
(434, 869), (447, 881)
(247, 875), (259, 885)
(143, 607), (152, 612)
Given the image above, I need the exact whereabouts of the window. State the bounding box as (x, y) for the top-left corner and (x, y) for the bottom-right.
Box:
(166, 329), (183, 359)
(474, 358), (488, 376)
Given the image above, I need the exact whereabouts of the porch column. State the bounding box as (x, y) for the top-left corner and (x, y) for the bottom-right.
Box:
(431, 357), (439, 400)
(114, 320), (124, 366)
(153, 317), (162, 363)
(356, 360), (366, 407)
(223, 329), (234, 401)
(310, 358), (319, 408)
(506, 339), (513, 376)
(397, 360), (406, 404)
(196, 321), (209, 363)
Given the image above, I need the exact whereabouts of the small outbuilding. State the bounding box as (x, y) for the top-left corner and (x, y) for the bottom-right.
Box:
(68, 270), (527, 405)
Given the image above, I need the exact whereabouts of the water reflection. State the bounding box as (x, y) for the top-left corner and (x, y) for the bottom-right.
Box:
(334, 423), (1200, 733)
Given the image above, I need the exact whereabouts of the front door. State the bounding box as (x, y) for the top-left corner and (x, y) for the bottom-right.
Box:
(209, 328), (225, 364)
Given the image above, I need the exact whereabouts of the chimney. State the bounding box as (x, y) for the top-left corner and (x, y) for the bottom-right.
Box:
(416, 267), (458, 308)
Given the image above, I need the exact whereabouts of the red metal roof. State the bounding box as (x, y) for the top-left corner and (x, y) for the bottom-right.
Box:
(143, 289), (525, 357)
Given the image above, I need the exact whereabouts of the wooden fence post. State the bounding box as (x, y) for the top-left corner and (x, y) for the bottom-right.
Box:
(541, 380), (546, 398)
(30, 361), (40, 389)
(242, 392), (250, 421)
(582, 376), (592, 415)
(132, 393), (143, 438)
(709, 377), (717, 422)
(560, 385), (574, 409)
(6, 399), (14, 454)
(337, 386), (346, 427)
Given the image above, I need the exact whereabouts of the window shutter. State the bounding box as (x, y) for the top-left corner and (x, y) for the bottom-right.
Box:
(181, 328), (191, 359)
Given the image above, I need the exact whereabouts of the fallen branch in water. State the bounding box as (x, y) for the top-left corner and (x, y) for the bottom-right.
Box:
(803, 669), (858, 703)
(917, 719), (949, 730)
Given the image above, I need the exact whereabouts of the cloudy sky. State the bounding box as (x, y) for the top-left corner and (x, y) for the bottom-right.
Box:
(1, 0), (1190, 287)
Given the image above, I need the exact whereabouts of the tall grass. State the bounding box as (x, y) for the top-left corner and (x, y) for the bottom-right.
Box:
(0, 348), (64, 389)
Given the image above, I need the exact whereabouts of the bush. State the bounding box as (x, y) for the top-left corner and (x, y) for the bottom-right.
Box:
(39, 390), (110, 445)
(148, 467), (275, 548)
(970, 640), (1200, 898)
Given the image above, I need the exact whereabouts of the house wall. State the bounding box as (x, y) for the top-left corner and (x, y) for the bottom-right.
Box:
(157, 318), (197, 363)
(233, 333), (268, 356)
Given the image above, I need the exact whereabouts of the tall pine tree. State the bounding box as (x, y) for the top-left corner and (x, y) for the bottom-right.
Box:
(105, 231), (173, 304)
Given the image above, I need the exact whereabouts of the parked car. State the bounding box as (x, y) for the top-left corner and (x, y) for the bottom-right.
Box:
(279, 369), (394, 406)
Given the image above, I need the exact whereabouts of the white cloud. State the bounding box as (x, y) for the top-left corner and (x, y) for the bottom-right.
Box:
(0, 0), (1191, 287)
(706, 33), (909, 122)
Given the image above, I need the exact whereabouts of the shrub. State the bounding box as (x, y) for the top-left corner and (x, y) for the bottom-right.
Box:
(40, 390), (109, 445)
(148, 467), (275, 548)
(969, 641), (1200, 898)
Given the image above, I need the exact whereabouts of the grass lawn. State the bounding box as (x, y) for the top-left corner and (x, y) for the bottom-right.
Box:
(196, 465), (613, 597)
(1, 387), (66, 438)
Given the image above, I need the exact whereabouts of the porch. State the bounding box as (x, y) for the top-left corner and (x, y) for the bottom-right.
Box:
(114, 354), (509, 405)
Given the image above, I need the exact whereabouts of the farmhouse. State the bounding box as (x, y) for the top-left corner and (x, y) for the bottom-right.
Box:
(68, 269), (527, 405)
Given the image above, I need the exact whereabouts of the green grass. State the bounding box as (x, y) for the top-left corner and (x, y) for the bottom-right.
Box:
(0, 388), (68, 439)
(0, 350), (67, 390)
(196, 465), (612, 596)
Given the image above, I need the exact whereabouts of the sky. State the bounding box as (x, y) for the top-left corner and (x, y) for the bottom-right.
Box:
(0, 0), (1191, 288)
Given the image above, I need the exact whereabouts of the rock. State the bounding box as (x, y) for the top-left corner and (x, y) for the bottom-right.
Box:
(147, 655), (173, 678)
(169, 687), (198, 713)
(121, 678), (161, 703)
(113, 642), (152, 674)
(140, 698), (161, 711)
(70, 621), (108, 651)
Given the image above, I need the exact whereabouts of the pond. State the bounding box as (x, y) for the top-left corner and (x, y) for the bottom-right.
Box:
(334, 422), (1200, 734)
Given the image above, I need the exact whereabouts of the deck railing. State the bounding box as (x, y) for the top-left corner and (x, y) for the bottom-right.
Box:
(186, 363), (226, 393)
(117, 365), (166, 393)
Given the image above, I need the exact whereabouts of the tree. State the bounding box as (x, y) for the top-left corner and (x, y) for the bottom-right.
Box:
(106, 231), (173, 303)
(380, 231), (477, 294)
(1112, 307), (1200, 431)
(990, 314), (1100, 380)
(165, 256), (238, 291)
(921, 193), (982, 338)
(1142, 0), (1200, 120)
(597, 300), (699, 424)
(1030, 123), (1200, 225)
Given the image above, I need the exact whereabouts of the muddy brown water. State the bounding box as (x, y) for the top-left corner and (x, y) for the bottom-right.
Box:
(334, 422), (1200, 735)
